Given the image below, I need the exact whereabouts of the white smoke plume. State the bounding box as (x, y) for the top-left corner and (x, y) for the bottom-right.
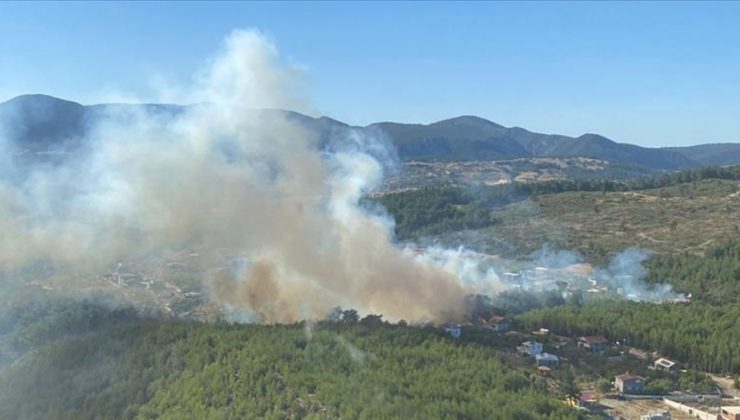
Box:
(0, 29), (468, 323)
(0, 29), (677, 325)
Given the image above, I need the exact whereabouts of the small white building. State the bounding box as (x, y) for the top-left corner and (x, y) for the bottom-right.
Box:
(653, 358), (678, 373)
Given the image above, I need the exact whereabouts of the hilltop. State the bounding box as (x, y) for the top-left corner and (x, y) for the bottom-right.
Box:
(3, 95), (740, 178)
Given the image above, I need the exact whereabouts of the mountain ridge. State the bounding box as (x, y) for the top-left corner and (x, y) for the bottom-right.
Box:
(2, 94), (740, 170)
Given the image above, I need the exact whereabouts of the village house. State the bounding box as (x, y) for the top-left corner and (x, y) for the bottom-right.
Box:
(566, 391), (599, 408)
(535, 352), (559, 368)
(518, 340), (543, 356)
(653, 358), (678, 373)
(578, 335), (608, 353)
(615, 373), (645, 394)
(578, 391), (599, 407)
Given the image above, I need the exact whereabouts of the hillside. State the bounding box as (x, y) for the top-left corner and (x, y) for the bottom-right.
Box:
(0, 303), (583, 420)
(376, 170), (740, 376)
(3, 95), (740, 174)
(373, 117), (695, 169)
(665, 143), (740, 166)
(378, 167), (740, 262)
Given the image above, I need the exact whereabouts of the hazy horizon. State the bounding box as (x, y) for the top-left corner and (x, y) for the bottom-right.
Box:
(2, 2), (740, 146)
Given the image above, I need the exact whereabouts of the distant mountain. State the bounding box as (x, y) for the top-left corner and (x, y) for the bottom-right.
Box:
(664, 143), (740, 166)
(0, 94), (88, 153)
(2, 94), (739, 171)
(370, 118), (695, 169)
(369, 117), (528, 161)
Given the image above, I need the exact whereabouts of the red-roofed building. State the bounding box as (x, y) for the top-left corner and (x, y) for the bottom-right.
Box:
(566, 391), (600, 408)
(578, 335), (608, 353)
(578, 391), (599, 406)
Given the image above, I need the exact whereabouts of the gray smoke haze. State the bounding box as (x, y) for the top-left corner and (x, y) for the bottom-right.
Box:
(0, 29), (677, 325)
(414, 245), (678, 304)
(0, 30), (469, 323)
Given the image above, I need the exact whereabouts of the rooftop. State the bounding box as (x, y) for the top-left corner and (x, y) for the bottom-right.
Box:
(579, 391), (599, 403)
(654, 358), (676, 368)
(579, 335), (608, 344)
(616, 373), (644, 382)
(536, 352), (559, 361)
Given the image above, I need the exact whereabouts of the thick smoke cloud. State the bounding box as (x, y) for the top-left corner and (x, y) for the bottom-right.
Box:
(0, 29), (676, 324)
(0, 30), (469, 323)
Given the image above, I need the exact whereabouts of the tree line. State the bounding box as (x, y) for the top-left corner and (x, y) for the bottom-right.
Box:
(0, 300), (585, 420)
(644, 238), (740, 305)
(518, 301), (739, 374)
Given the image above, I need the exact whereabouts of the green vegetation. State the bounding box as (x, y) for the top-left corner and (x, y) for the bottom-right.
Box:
(0, 290), (139, 367)
(377, 165), (740, 262)
(534, 335), (717, 395)
(518, 301), (740, 373)
(0, 303), (584, 420)
(644, 238), (740, 304)
(375, 187), (498, 239)
(377, 168), (740, 378)
(2, 165), (738, 419)
(513, 237), (740, 375)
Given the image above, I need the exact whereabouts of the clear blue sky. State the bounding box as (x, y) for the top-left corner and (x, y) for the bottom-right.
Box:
(2, 1), (740, 146)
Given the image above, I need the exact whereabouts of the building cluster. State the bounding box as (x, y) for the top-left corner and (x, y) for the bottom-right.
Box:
(438, 319), (740, 420)
(441, 314), (511, 339)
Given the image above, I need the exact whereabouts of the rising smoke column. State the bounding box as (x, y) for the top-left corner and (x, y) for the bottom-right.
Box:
(0, 30), (675, 324)
(0, 30), (469, 323)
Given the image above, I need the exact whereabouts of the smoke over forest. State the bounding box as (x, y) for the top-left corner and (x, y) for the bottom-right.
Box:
(0, 30), (675, 324)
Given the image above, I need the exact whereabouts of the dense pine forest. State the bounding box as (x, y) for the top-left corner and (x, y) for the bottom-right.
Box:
(645, 238), (740, 305)
(518, 301), (739, 373)
(0, 304), (584, 420)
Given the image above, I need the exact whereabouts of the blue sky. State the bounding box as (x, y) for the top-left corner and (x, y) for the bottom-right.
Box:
(1, 1), (740, 146)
